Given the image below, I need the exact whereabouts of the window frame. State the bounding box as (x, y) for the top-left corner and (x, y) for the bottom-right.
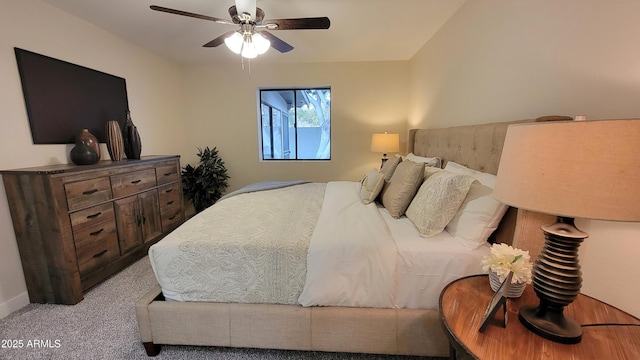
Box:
(258, 87), (331, 161)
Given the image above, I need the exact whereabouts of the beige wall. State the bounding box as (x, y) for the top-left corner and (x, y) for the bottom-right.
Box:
(0, 0), (187, 317)
(408, 0), (640, 317)
(180, 61), (409, 192)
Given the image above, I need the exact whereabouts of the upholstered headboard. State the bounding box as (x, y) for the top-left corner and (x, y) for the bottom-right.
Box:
(408, 120), (531, 175)
(407, 117), (572, 247)
(408, 119), (539, 246)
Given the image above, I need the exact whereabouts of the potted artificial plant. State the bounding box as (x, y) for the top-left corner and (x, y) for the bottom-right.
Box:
(181, 147), (230, 213)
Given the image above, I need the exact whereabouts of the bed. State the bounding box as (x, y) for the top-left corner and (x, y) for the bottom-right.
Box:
(136, 119), (536, 357)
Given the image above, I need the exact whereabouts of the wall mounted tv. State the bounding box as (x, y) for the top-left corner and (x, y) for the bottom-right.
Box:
(14, 47), (129, 144)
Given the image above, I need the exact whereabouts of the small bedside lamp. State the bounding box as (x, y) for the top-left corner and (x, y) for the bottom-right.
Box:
(371, 132), (399, 167)
(493, 118), (640, 344)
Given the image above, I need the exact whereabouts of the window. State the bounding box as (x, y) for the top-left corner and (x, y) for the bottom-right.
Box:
(259, 88), (331, 160)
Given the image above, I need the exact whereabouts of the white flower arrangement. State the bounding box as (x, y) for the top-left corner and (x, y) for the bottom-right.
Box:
(481, 243), (533, 284)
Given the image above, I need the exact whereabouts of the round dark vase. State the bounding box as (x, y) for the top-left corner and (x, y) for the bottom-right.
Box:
(123, 112), (142, 160)
(78, 128), (101, 160)
(70, 141), (99, 165)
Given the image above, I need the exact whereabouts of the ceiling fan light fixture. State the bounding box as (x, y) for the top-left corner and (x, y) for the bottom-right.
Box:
(252, 33), (270, 55)
(240, 38), (258, 59)
(224, 31), (244, 54)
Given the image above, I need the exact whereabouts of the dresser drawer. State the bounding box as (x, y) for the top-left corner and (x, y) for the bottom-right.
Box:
(158, 183), (180, 210)
(65, 177), (112, 211)
(111, 169), (156, 198)
(156, 164), (179, 185)
(73, 220), (119, 278)
(69, 203), (115, 232)
(161, 206), (183, 232)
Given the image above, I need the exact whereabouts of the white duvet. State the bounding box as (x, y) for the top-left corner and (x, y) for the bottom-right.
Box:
(149, 181), (489, 309)
(298, 181), (397, 308)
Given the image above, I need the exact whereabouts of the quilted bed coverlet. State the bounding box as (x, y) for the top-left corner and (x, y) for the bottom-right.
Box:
(149, 182), (326, 303)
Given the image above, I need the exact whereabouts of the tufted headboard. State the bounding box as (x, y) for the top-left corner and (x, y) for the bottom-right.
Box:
(407, 119), (538, 245)
(407, 116), (573, 248)
(408, 120), (531, 175)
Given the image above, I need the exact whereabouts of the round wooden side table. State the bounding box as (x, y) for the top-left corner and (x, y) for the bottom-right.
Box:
(439, 275), (640, 359)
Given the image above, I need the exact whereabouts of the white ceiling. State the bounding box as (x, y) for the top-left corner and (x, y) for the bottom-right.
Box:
(41, 0), (465, 65)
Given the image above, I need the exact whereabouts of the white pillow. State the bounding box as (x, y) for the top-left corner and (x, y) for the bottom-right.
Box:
(444, 161), (509, 248)
(359, 169), (385, 204)
(406, 170), (476, 236)
(444, 161), (496, 187)
(406, 153), (442, 169)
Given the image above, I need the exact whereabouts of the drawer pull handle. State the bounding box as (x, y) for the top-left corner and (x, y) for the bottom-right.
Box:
(93, 249), (108, 258)
(164, 172), (172, 176)
(165, 189), (173, 193)
(168, 215), (177, 220)
(89, 228), (104, 236)
(86, 212), (102, 219)
(131, 179), (142, 184)
(166, 200), (174, 205)
(82, 189), (98, 195)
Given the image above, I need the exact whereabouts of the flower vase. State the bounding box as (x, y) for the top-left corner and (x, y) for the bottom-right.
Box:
(122, 111), (142, 160)
(105, 120), (125, 161)
(489, 271), (526, 298)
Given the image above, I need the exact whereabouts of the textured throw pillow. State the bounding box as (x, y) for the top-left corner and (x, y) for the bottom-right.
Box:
(379, 155), (401, 181)
(381, 160), (425, 218)
(444, 161), (510, 248)
(406, 171), (476, 236)
(359, 169), (385, 204)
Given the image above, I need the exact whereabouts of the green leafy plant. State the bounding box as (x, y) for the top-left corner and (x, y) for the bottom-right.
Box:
(181, 147), (230, 213)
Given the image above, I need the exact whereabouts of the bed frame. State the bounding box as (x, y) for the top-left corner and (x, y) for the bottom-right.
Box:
(136, 119), (532, 357)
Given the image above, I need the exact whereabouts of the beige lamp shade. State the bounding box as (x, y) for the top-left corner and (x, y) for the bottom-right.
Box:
(371, 133), (400, 154)
(494, 119), (640, 222)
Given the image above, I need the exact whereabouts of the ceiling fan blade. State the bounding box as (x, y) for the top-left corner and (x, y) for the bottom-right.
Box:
(262, 17), (330, 30)
(150, 5), (234, 25)
(261, 31), (294, 53)
(234, 0), (257, 20)
(203, 31), (237, 48)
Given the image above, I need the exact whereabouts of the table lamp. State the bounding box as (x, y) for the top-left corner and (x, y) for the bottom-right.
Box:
(493, 118), (640, 344)
(371, 132), (399, 167)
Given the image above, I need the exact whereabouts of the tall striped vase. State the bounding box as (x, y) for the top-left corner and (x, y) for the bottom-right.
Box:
(105, 120), (125, 161)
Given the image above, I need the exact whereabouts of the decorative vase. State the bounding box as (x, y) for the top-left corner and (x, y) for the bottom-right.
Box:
(489, 271), (526, 298)
(122, 111), (142, 160)
(78, 129), (101, 160)
(105, 120), (125, 161)
(70, 141), (99, 165)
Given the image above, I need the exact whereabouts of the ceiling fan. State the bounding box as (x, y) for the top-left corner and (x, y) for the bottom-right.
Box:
(150, 0), (330, 59)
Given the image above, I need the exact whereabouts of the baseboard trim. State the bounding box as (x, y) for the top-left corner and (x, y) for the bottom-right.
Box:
(0, 291), (29, 319)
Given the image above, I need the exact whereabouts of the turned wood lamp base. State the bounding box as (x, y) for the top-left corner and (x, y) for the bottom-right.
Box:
(519, 216), (587, 344)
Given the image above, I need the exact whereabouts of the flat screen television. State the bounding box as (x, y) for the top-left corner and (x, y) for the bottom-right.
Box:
(14, 47), (129, 144)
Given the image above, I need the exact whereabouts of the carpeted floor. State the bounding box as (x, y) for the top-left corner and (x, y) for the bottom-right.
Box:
(0, 257), (444, 360)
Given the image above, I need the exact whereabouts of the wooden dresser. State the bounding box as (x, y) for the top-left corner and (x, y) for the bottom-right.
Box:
(1, 155), (185, 304)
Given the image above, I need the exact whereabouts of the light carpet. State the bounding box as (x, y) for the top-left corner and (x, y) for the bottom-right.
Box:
(0, 257), (443, 360)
